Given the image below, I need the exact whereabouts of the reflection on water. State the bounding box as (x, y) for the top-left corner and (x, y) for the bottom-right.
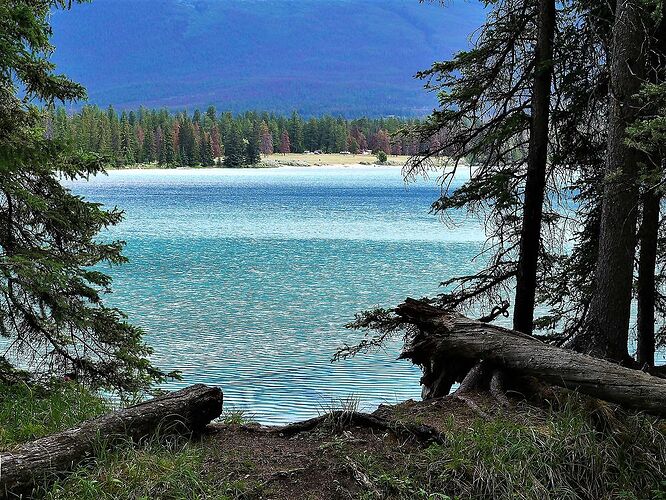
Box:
(64, 166), (483, 423)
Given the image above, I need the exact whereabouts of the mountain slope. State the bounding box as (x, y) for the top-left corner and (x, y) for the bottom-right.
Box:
(51, 0), (485, 116)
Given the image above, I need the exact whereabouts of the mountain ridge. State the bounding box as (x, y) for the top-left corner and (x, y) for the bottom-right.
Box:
(51, 0), (485, 117)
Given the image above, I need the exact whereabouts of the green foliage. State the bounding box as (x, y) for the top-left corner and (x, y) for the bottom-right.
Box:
(0, 0), (170, 390)
(350, 399), (666, 499)
(245, 122), (262, 165)
(0, 382), (260, 499)
(375, 150), (388, 164)
(218, 408), (256, 425)
(51, 106), (416, 168)
(223, 122), (246, 168)
(41, 438), (227, 500)
(0, 381), (108, 448)
(627, 83), (666, 161)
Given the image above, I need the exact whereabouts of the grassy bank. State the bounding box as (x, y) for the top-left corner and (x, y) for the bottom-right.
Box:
(2, 383), (665, 499)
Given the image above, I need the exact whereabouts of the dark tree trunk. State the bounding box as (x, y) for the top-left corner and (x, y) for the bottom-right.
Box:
(513, 0), (556, 335)
(574, 0), (646, 362)
(396, 299), (666, 415)
(637, 184), (661, 368)
(0, 384), (223, 497)
(636, 7), (666, 369)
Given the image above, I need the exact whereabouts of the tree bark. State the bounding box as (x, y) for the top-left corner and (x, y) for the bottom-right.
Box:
(637, 189), (660, 368)
(396, 298), (666, 415)
(576, 0), (647, 362)
(0, 384), (223, 497)
(513, 0), (556, 335)
(636, 8), (666, 369)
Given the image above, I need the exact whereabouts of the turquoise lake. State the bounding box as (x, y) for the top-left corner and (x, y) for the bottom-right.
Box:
(63, 166), (666, 422)
(65, 166), (485, 424)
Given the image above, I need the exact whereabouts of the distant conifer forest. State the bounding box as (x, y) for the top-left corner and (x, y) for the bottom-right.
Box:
(47, 106), (430, 168)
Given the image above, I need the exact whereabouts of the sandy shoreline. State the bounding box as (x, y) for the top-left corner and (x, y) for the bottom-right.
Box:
(107, 163), (406, 173)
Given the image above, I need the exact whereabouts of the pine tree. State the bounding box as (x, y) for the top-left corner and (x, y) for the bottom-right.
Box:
(224, 123), (245, 167)
(119, 113), (134, 165)
(210, 124), (222, 159)
(162, 130), (176, 166)
(246, 122), (262, 165)
(200, 132), (214, 166)
(513, 0), (556, 335)
(0, 0), (168, 390)
(205, 105), (217, 124)
(289, 111), (304, 152)
(372, 129), (391, 155)
(572, 0), (649, 362)
(280, 129), (291, 155)
(142, 128), (154, 164)
(260, 121), (273, 154)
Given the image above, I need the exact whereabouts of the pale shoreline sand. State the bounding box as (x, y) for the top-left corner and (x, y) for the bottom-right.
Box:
(108, 163), (406, 173)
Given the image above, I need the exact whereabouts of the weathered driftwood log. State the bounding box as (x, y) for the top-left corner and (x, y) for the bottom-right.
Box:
(0, 383), (223, 497)
(396, 298), (666, 416)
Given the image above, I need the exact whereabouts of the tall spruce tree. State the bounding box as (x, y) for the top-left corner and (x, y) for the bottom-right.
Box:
(512, 0), (556, 335)
(223, 123), (245, 167)
(571, 0), (649, 362)
(627, 11), (666, 368)
(0, 0), (169, 390)
(246, 122), (262, 165)
(400, 0), (547, 319)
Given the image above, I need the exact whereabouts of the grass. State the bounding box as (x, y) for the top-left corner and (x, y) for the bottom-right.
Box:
(2, 382), (666, 499)
(218, 408), (256, 425)
(0, 382), (259, 499)
(0, 381), (109, 448)
(349, 396), (666, 500)
(38, 436), (250, 500)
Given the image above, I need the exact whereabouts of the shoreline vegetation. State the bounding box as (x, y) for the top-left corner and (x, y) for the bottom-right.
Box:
(49, 106), (428, 170)
(106, 153), (412, 170)
(1, 381), (664, 499)
(4, 0), (666, 498)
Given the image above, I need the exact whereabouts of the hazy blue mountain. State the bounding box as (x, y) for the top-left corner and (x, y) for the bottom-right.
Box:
(51, 0), (485, 117)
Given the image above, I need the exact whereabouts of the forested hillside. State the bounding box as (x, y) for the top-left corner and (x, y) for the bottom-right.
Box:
(50, 106), (425, 167)
(49, 0), (485, 116)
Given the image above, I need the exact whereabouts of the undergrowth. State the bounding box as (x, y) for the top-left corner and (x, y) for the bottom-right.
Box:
(2, 382), (666, 499)
(0, 381), (108, 448)
(352, 396), (666, 499)
(39, 436), (247, 500)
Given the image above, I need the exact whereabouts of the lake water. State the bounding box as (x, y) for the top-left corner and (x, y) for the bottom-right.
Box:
(64, 166), (484, 423)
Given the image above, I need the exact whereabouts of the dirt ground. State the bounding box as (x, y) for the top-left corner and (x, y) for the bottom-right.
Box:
(200, 394), (498, 499)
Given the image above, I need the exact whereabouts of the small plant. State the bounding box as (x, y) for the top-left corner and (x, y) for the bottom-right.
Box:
(219, 408), (255, 425)
(375, 150), (388, 164)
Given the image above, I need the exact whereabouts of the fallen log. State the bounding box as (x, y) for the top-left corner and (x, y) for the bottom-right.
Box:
(396, 298), (666, 416)
(0, 383), (223, 497)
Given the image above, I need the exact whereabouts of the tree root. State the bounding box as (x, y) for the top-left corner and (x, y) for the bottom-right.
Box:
(454, 361), (512, 408)
(490, 369), (511, 407)
(273, 411), (444, 445)
(345, 455), (382, 498)
(452, 394), (491, 419)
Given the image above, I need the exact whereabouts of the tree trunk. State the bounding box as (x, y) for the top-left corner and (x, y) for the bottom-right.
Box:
(575, 0), (646, 362)
(636, 7), (666, 369)
(637, 189), (660, 368)
(513, 0), (556, 335)
(0, 384), (223, 497)
(396, 298), (666, 415)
